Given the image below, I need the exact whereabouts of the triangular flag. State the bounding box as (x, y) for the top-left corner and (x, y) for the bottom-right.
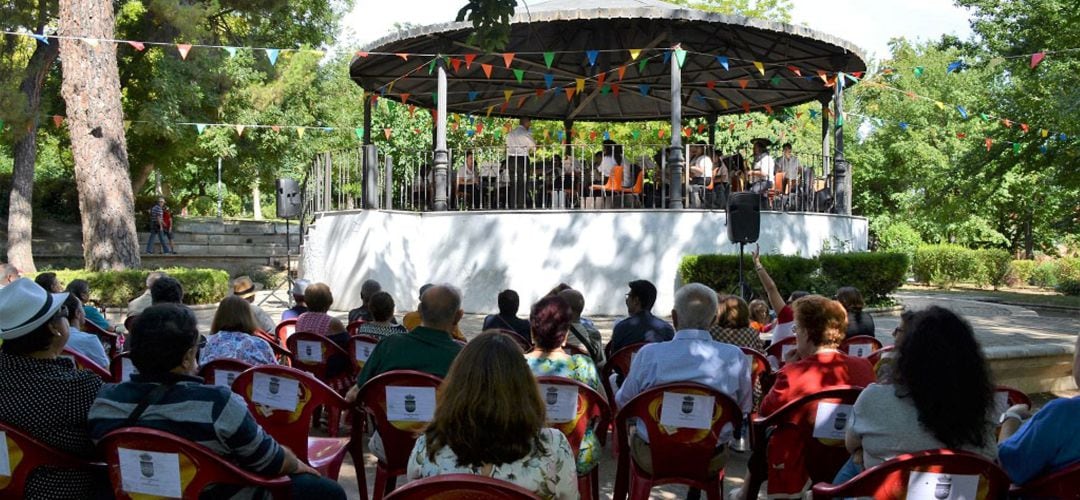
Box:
(477, 122), (485, 134)
(716, 55), (729, 71)
(271, 125), (281, 132)
(395, 53), (408, 61)
(638, 58), (649, 73)
(742, 102), (751, 113)
(235, 124), (245, 136)
(481, 63), (493, 78)
(985, 138), (993, 151)
(611, 84), (620, 96)
(697, 123), (706, 133)
(818, 70), (828, 83)
(1039, 144), (1047, 154)
(718, 98), (729, 109)
(600, 85), (610, 95)
(265, 48), (280, 66)
(544, 73), (555, 89)
(52, 115), (63, 128)
(31, 33), (48, 44)
(467, 91), (479, 102)
(399, 93), (410, 104)
(957, 105), (968, 119)
(639, 84), (650, 96)
(852, 71), (864, 78)
(662, 50), (672, 66)
(596, 73), (606, 87)
(787, 65), (801, 76)
(764, 104), (773, 114)
(296, 127), (305, 138)
(557, 130), (564, 141)
(629, 49), (641, 60)
(517, 95), (527, 108)
(575, 78), (585, 93)
(706, 80), (716, 90)
(899, 122), (909, 131)
(1059, 133), (1068, 141)
(504, 90), (513, 102)
(935, 101), (945, 110)
(535, 88), (545, 98)
(384, 128), (392, 139)
(408, 105), (416, 117)
(586, 50), (599, 66)
(674, 48), (687, 68)
(1030, 52), (1046, 69)
(177, 44), (192, 60)
(947, 60), (963, 73)
(449, 58), (462, 72)
(513, 68), (524, 83)
(1040, 129), (1048, 138)
(355, 128), (364, 140)
(589, 130), (597, 140)
(913, 66), (924, 77)
(544, 52), (555, 68)
(355, 50), (368, 58)
(682, 127), (692, 137)
(464, 54), (477, 69)
(746, 120), (753, 129)
(631, 130), (640, 140)
(617, 65), (627, 80)
(428, 58), (437, 74)
(770, 75), (781, 86)
(127, 40), (145, 51)
(1013, 142), (1021, 153)
(565, 86), (576, 101)
(753, 61), (765, 75)
(1020, 123), (1029, 133)
(956, 132), (967, 139)
(502, 53), (515, 68)
(738, 79), (749, 89)
(485, 105), (493, 118)
(1002, 119), (1013, 128)
(658, 129), (665, 139)
(196, 124), (206, 135)
(980, 113), (990, 121)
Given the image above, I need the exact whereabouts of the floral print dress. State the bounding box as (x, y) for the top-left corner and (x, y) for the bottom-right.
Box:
(406, 428), (578, 500)
(527, 354), (603, 474)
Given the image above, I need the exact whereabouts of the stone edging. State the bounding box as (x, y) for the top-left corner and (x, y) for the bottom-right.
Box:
(105, 303), (220, 315)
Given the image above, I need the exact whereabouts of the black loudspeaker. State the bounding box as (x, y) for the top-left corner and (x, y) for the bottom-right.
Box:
(727, 192), (761, 244)
(276, 178), (301, 218)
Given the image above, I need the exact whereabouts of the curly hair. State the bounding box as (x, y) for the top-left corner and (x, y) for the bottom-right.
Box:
(530, 295), (572, 350)
(717, 295), (751, 328)
(895, 306), (994, 449)
(792, 295), (847, 347)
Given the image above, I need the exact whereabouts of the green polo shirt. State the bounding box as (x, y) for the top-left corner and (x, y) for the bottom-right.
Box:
(356, 326), (463, 388)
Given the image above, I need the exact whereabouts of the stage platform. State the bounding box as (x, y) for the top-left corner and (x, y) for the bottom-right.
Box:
(301, 209), (867, 316)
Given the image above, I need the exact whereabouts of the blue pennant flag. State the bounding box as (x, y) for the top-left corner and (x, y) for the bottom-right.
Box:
(946, 60), (964, 73)
(716, 55), (729, 71)
(586, 50), (599, 66)
(265, 48), (280, 66)
(32, 33), (49, 45)
(639, 84), (650, 96)
(899, 122), (909, 131)
(553, 86), (564, 94)
(808, 109), (819, 119)
(662, 50), (671, 66)
(225, 47), (237, 57)
(467, 91), (479, 102)
(603, 131), (610, 140)
(694, 94), (706, 103)
(557, 130), (565, 141)
(322, 127), (333, 132)
(466, 129), (475, 137)
(1059, 133), (1068, 141)
(957, 105), (968, 119)
(543, 73), (554, 89)
(1039, 144), (1048, 154)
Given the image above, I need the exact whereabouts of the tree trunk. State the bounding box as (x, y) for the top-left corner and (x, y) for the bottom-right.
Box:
(58, 0), (141, 270)
(252, 183), (263, 220)
(131, 162), (154, 194)
(6, 41), (60, 274)
(1024, 206), (1034, 260)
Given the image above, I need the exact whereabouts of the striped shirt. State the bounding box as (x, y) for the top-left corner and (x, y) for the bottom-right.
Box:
(149, 204), (164, 227)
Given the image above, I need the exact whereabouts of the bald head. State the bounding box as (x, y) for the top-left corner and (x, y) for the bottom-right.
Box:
(419, 284), (463, 331)
(558, 289), (585, 321)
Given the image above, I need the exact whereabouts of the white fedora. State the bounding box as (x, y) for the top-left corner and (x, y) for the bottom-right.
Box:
(0, 278), (69, 340)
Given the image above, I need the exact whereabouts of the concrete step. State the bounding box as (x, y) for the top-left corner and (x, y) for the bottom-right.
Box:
(137, 232), (299, 246)
(29, 240), (297, 257)
(177, 219), (301, 236)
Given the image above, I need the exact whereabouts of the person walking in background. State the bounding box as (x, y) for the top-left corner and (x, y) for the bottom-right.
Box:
(145, 197), (173, 255)
(162, 203), (176, 253)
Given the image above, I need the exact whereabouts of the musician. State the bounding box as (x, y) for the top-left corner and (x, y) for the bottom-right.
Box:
(688, 145), (713, 183)
(454, 149), (481, 208)
(505, 118), (535, 208)
(776, 143), (801, 194)
(749, 138), (775, 193)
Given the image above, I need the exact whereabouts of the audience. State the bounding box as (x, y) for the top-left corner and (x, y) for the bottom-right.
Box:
(281, 279), (311, 321)
(752, 246), (808, 345)
(616, 283), (752, 478)
(834, 306), (997, 483)
(523, 296), (603, 475)
(548, 282), (599, 331)
(201, 295), (279, 366)
(34, 271), (64, 293)
(836, 286), (875, 339)
(403, 283), (466, 341)
(406, 331), (577, 499)
(0, 278), (108, 498)
(482, 289), (532, 344)
(66, 279), (115, 333)
(559, 288), (605, 365)
(709, 294), (764, 350)
(232, 275), (276, 332)
(607, 279), (675, 355)
(356, 291), (408, 340)
(62, 292), (111, 368)
(0, 262), (20, 286)
(873, 309), (914, 384)
(88, 303), (345, 499)
(151, 275), (185, 305)
(748, 299), (773, 333)
(295, 283), (351, 389)
(127, 271), (164, 317)
(348, 278), (383, 323)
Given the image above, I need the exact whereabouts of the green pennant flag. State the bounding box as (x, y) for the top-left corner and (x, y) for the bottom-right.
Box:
(600, 85), (610, 95)
(432, 92), (438, 104)
(355, 127), (364, 140)
(980, 113), (990, 121)
(1013, 143), (1021, 154)
(770, 75), (781, 86)
(494, 129), (501, 139)
(674, 48), (687, 68)
(513, 68), (525, 83)
(428, 58), (437, 74)
(638, 58), (649, 74)
(631, 130), (641, 140)
(913, 66), (924, 77)
(543, 51), (555, 68)
(835, 115), (844, 127)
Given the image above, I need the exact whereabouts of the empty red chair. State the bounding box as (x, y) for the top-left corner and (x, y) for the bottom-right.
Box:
(346, 320), (365, 336)
(765, 336), (798, 368)
(232, 365), (355, 492)
(536, 376), (611, 500)
(253, 329), (294, 366)
(601, 342), (648, 403)
(110, 351), (138, 383)
(812, 449), (1010, 499)
(356, 370), (444, 500)
(197, 358), (254, 389)
(82, 320), (120, 358)
(995, 385), (1032, 409)
(98, 427), (291, 499)
(274, 318), (297, 344)
(1009, 459), (1080, 499)
(349, 334), (380, 373)
(839, 335), (883, 358)
(286, 332), (352, 384)
(384, 473), (540, 499)
(0, 421), (104, 497)
(61, 346), (111, 380)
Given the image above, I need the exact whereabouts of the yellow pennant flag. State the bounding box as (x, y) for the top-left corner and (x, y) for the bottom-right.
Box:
(575, 78), (585, 93)
(935, 101), (945, 110)
(387, 81), (395, 95)
(753, 61), (765, 75)
(629, 49), (641, 60)
(503, 90), (513, 102)
(719, 98), (729, 109)
(485, 105), (494, 118)
(1041, 129), (1049, 138)
(297, 127), (306, 138)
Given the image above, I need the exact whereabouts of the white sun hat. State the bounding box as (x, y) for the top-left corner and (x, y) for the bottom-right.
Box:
(0, 278), (69, 340)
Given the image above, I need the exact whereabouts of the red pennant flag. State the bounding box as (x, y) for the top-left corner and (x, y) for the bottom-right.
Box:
(431, 110), (438, 122)
(746, 120), (753, 129)
(452, 121), (459, 131)
(413, 128), (420, 134)
(271, 125), (281, 132)
(729, 123), (736, 132)
(1020, 123), (1029, 133)
(738, 79), (749, 89)
(127, 41), (145, 51)
(956, 132), (967, 139)
(408, 105), (416, 117)
(764, 104), (773, 114)
(502, 53), (515, 68)
(658, 129), (665, 139)
(481, 63), (493, 78)
(517, 96), (527, 108)
(1030, 52), (1045, 69)
(905, 91), (917, 100)
(742, 102), (751, 113)
(596, 73), (606, 86)
(985, 138), (992, 151)
(697, 123), (706, 133)
(565, 87), (576, 101)
(177, 44), (192, 60)
(818, 70), (828, 83)
(499, 101), (509, 113)
(589, 130), (597, 140)
(535, 89), (545, 98)
(399, 93), (410, 104)
(52, 115), (63, 128)
(682, 127), (692, 137)
(786, 65), (801, 77)
(617, 66), (627, 80)
(355, 51), (369, 58)
(706, 80), (716, 90)
(464, 54), (477, 69)
(852, 71), (864, 78)
(1002, 119), (1013, 128)
(476, 123), (484, 134)
(612, 84), (620, 96)
(449, 58), (462, 72)
(796, 111), (803, 119)
(384, 128), (392, 139)
(395, 53), (409, 61)
(369, 94), (378, 105)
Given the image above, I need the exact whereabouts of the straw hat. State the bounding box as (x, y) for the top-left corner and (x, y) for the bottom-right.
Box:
(232, 276), (257, 300)
(0, 278), (69, 340)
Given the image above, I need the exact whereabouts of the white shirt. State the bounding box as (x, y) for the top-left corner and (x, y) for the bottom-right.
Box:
(456, 162), (476, 183)
(598, 155), (618, 177)
(67, 327), (110, 368)
(505, 125), (535, 156)
(689, 154), (713, 178)
(752, 153), (775, 180)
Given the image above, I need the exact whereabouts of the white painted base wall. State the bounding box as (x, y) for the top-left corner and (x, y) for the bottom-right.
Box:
(301, 209), (868, 316)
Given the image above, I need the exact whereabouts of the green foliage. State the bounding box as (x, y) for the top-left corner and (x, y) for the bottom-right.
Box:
(1031, 260), (1060, 289)
(1055, 279), (1080, 297)
(1059, 258), (1080, 283)
(912, 244), (980, 288)
(972, 248), (1012, 289)
(869, 216), (923, 268)
(456, 0), (518, 51)
(679, 254), (817, 298)
(818, 252), (908, 304)
(1008, 259), (1036, 287)
(28, 267), (229, 307)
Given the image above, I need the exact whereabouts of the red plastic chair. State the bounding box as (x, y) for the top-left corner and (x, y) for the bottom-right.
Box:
(601, 342), (648, 404)
(812, 449), (1010, 499)
(765, 336), (798, 368)
(109, 351), (138, 383)
(98, 427), (291, 499)
(384, 473), (540, 499)
(232, 365), (355, 490)
(497, 328), (532, 352)
(612, 382), (742, 500)
(745, 386), (864, 499)
(274, 318), (297, 344)
(866, 345), (895, 367)
(197, 358), (254, 389)
(740, 347), (774, 409)
(1009, 459), (1080, 499)
(536, 376), (611, 500)
(356, 370), (444, 500)
(254, 329), (294, 366)
(995, 385), (1032, 409)
(60, 346), (111, 380)
(346, 320), (365, 336)
(82, 320), (120, 358)
(839, 335), (883, 358)
(0, 421), (105, 497)
(349, 334), (380, 373)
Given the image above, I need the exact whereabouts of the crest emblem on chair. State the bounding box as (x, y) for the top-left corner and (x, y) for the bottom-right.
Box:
(404, 394), (416, 413)
(546, 387), (559, 405)
(269, 377), (280, 395)
(935, 474), (952, 499)
(833, 410), (848, 431)
(682, 395), (695, 414)
(139, 453), (155, 478)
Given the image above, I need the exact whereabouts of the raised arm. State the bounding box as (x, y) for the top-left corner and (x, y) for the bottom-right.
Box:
(752, 244), (787, 314)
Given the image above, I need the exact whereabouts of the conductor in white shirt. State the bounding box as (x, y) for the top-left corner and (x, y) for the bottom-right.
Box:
(505, 118), (536, 208)
(749, 138), (775, 194)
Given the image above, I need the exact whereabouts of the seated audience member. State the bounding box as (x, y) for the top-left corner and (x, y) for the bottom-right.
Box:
(200, 295), (279, 366)
(348, 278), (383, 323)
(997, 334), (1080, 485)
(232, 275), (276, 332)
(127, 271), (164, 317)
(0, 262), (20, 286)
(837, 286), (875, 339)
(63, 292), (110, 368)
(874, 310), (914, 384)
(357, 291), (408, 340)
(295, 283), (351, 388)
(281, 279), (310, 321)
(709, 294), (764, 350)
(151, 275), (184, 305)
(548, 282), (598, 331)
(748, 299), (773, 333)
(34, 271), (64, 293)
(523, 296), (603, 475)
(834, 306), (997, 483)
(752, 245), (807, 345)
(66, 279), (114, 332)
(482, 289), (531, 344)
(406, 331), (577, 499)
(559, 288), (605, 364)
(0, 278), (108, 498)
(403, 283), (466, 341)
(616, 283), (753, 476)
(88, 304), (344, 499)
(607, 279), (675, 355)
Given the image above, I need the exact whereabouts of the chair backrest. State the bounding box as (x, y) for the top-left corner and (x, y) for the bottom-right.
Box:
(600, 165), (625, 191)
(618, 168), (645, 194)
(383, 473), (540, 499)
(232, 365), (349, 461)
(110, 352), (138, 383)
(811, 449), (1010, 499)
(1009, 459), (1080, 498)
(98, 427), (291, 500)
(497, 329), (532, 351)
(764, 336), (799, 368)
(753, 386), (864, 483)
(285, 331), (351, 381)
(866, 345), (895, 367)
(535, 376), (611, 453)
(346, 320), (365, 337)
(349, 334), (380, 372)
(739, 347), (773, 394)
(274, 319), (296, 344)
(615, 382), (742, 481)
(839, 336), (883, 358)
(60, 347), (111, 379)
(123, 315), (137, 334)
(197, 358), (254, 389)
(773, 172), (785, 191)
(994, 385), (1032, 413)
(0, 421), (99, 497)
(356, 370), (444, 468)
(601, 342), (649, 403)
(82, 320), (120, 357)
(252, 329), (294, 367)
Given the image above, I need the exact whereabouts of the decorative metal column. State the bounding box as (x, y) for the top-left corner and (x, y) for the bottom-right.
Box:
(362, 96), (377, 208)
(667, 46), (684, 209)
(833, 77), (849, 215)
(432, 57), (449, 211)
(820, 96), (830, 177)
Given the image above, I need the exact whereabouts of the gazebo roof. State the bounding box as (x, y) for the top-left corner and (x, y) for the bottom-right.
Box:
(349, 0), (867, 122)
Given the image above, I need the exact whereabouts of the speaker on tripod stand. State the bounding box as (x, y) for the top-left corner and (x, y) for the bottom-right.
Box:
(275, 179), (301, 290)
(727, 192), (761, 301)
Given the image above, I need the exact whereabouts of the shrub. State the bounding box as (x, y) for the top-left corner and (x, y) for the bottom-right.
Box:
(912, 244), (980, 288)
(28, 267), (229, 307)
(818, 252), (908, 305)
(1007, 260), (1036, 287)
(972, 249), (1012, 289)
(678, 254), (818, 298)
(1056, 279), (1080, 297)
(1031, 261), (1060, 289)
(870, 218), (923, 268)
(1059, 257), (1080, 283)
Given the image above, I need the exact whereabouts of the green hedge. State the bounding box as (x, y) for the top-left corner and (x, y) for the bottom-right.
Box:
(29, 268), (229, 307)
(678, 254), (817, 298)
(973, 249), (1012, 289)
(818, 252), (909, 304)
(1008, 259), (1037, 287)
(912, 244), (982, 288)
